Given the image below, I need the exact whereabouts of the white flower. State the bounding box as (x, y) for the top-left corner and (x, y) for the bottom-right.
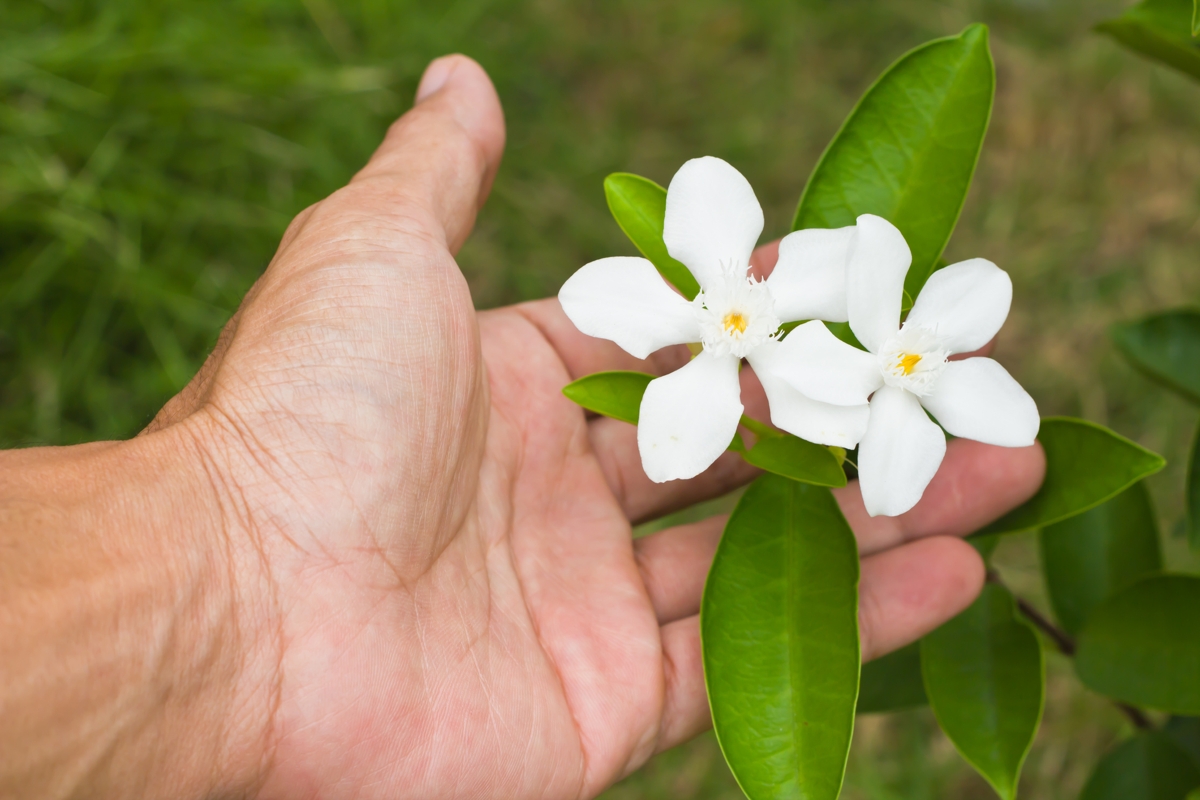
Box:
(771, 214), (1040, 517)
(558, 156), (868, 482)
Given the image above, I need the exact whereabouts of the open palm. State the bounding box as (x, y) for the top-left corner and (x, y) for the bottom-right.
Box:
(146, 56), (1044, 800)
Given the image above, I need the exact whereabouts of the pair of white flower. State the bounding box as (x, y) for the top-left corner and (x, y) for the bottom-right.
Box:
(559, 157), (1039, 516)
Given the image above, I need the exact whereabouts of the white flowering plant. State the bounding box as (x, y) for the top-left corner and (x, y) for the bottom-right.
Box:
(557, 22), (1186, 800)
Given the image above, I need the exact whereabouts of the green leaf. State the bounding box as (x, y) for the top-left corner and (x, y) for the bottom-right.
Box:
(1166, 716), (1200, 769)
(1188, 421), (1200, 552)
(920, 583), (1044, 800)
(793, 24), (994, 299)
(603, 173), (700, 300)
(742, 432), (848, 488)
(1097, 0), (1200, 82)
(972, 533), (1001, 562)
(1076, 575), (1200, 714)
(1080, 732), (1200, 800)
(824, 320), (866, 351)
(1111, 309), (1200, 404)
(702, 476), (860, 800)
(857, 642), (927, 713)
(562, 370), (653, 424)
(1195, 0), (1199, 37)
(976, 418), (1166, 538)
(1039, 481), (1163, 636)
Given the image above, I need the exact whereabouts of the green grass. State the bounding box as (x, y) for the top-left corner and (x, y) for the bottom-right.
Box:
(4, 0), (1200, 797)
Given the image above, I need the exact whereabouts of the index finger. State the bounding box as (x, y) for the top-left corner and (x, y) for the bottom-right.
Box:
(839, 437), (1046, 557)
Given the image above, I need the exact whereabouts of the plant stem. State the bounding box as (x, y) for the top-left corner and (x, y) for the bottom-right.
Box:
(1114, 703), (1154, 731)
(1014, 596), (1076, 656)
(985, 570), (1153, 731)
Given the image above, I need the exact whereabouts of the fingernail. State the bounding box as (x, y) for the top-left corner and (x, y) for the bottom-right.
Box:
(416, 56), (457, 103)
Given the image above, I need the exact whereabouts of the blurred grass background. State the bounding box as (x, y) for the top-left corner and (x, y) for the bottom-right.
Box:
(2, 0), (1199, 797)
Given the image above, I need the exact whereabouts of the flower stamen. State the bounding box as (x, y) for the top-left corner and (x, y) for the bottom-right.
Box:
(878, 325), (949, 396)
(693, 267), (780, 359)
(722, 312), (748, 335)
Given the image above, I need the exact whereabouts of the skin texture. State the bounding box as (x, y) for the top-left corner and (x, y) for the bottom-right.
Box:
(0, 56), (1045, 800)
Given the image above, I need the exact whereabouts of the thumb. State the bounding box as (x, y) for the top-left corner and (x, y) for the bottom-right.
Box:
(347, 54), (506, 254)
(142, 57), (503, 433)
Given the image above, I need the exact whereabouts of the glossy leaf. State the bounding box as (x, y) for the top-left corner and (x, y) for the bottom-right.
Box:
(920, 583), (1044, 800)
(1039, 481), (1163, 636)
(562, 370), (652, 424)
(742, 431), (848, 488)
(1080, 731), (1200, 800)
(976, 418), (1166, 537)
(1195, 0), (1199, 37)
(857, 642), (927, 714)
(1189, 421), (1200, 552)
(1097, 0), (1200, 82)
(703, 476), (860, 800)
(1076, 575), (1200, 714)
(793, 24), (994, 298)
(1111, 309), (1200, 404)
(604, 173), (700, 299)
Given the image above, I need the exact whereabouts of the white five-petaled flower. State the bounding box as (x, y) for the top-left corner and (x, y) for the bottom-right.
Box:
(771, 214), (1040, 517)
(558, 156), (869, 483)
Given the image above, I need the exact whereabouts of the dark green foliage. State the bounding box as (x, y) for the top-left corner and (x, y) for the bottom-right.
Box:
(977, 418), (1166, 537)
(1076, 575), (1200, 714)
(920, 584), (1044, 800)
(1080, 732), (1200, 800)
(1039, 481), (1163, 636)
(1189, 423), (1200, 551)
(1111, 310), (1200, 404)
(857, 642), (927, 714)
(1097, 0), (1200, 82)
(793, 24), (994, 298)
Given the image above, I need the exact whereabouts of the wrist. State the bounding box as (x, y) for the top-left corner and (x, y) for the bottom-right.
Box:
(0, 422), (279, 799)
(130, 418), (283, 799)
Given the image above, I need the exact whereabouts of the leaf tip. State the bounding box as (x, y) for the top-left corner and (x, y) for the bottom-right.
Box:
(955, 22), (993, 52)
(601, 172), (624, 202)
(960, 22), (990, 45)
(561, 378), (585, 403)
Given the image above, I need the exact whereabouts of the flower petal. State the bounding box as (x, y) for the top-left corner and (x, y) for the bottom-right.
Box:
(663, 157), (764, 291)
(920, 358), (1039, 447)
(766, 226), (856, 322)
(847, 214), (911, 354)
(638, 351), (744, 482)
(858, 385), (947, 517)
(904, 259), (1012, 355)
(772, 321), (883, 406)
(558, 257), (701, 359)
(747, 342), (871, 448)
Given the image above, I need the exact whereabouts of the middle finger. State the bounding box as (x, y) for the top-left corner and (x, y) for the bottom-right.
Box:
(634, 437), (1044, 626)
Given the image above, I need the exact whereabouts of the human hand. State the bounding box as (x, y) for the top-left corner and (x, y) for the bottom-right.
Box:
(1, 55), (1044, 800)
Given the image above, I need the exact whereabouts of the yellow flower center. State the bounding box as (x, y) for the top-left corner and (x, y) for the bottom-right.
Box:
(897, 353), (922, 375)
(722, 312), (748, 335)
